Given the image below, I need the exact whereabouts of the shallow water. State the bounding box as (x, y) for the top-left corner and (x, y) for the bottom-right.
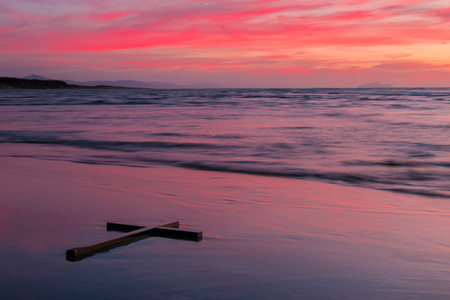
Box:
(0, 88), (449, 198)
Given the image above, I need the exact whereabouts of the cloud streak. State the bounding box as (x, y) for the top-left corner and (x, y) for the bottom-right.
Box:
(1, 0), (450, 87)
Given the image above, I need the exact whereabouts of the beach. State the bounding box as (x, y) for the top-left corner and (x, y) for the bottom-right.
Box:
(1, 87), (449, 299)
(3, 0), (450, 297)
(2, 156), (450, 299)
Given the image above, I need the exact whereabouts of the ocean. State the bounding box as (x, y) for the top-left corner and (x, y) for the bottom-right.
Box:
(2, 87), (450, 299)
(1, 87), (448, 198)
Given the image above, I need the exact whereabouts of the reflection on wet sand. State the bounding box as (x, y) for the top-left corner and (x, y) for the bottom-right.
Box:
(2, 157), (450, 299)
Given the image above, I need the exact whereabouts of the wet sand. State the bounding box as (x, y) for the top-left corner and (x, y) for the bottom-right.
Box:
(2, 156), (450, 299)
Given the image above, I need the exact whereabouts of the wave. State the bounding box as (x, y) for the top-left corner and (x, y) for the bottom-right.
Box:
(344, 159), (450, 168)
(0, 134), (229, 152)
(1, 129), (449, 199)
(1, 87), (449, 200)
(2, 87), (449, 107)
(63, 156), (450, 199)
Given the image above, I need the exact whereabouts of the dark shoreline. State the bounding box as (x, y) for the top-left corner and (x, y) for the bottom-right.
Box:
(0, 77), (131, 89)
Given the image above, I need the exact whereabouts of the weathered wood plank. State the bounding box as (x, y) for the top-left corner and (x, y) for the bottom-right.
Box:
(106, 222), (144, 232)
(152, 226), (203, 241)
(106, 222), (202, 241)
(106, 221), (180, 232)
(66, 221), (180, 261)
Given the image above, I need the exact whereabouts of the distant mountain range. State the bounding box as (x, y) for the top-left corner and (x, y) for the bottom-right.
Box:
(0, 77), (76, 89)
(4, 75), (394, 89)
(22, 75), (224, 89)
(1, 76), (130, 89)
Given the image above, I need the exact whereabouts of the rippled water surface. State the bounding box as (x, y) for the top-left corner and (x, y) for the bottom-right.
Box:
(0, 88), (449, 197)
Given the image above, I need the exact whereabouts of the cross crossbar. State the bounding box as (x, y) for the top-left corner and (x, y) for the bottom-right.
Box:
(66, 221), (202, 261)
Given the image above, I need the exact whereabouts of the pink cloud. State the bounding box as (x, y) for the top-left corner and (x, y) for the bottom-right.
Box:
(373, 61), (450, 72)
(327, 10), (378, 21)
(2, 0), (450, 87)
(89, 11), (131, 22)
(428, 7), (450, 21)
(273, 66), (317, 76)
(3, 0), (449, 52)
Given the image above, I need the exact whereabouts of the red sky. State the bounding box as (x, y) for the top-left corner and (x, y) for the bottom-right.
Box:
(1, 0), (450, 87)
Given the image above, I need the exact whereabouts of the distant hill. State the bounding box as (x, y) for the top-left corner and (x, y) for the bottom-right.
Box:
(22, 74), (54, 81)
(1, 75), (224, 89)
(64, 79), (181, 89)
(64, 79), (224, 89)
(21, 75), (224, 89)
(0, 77), (123, 89)
(357, 81), (393, 88)
(0, 77), (74, 89)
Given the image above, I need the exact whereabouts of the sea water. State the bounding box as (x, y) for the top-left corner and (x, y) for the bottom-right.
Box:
(0, 89), (450, 198)
(1, 87), (450, 299)
(0, 88), (449, 198)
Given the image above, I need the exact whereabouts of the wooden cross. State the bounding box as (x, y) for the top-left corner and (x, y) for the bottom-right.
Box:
(66, 221), (202, 261)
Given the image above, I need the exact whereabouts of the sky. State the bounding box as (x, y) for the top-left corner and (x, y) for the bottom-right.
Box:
(1, 0), (450, 87)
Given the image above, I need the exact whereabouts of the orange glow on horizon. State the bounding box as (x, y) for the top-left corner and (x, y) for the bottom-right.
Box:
(1, 0), (450, 87)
